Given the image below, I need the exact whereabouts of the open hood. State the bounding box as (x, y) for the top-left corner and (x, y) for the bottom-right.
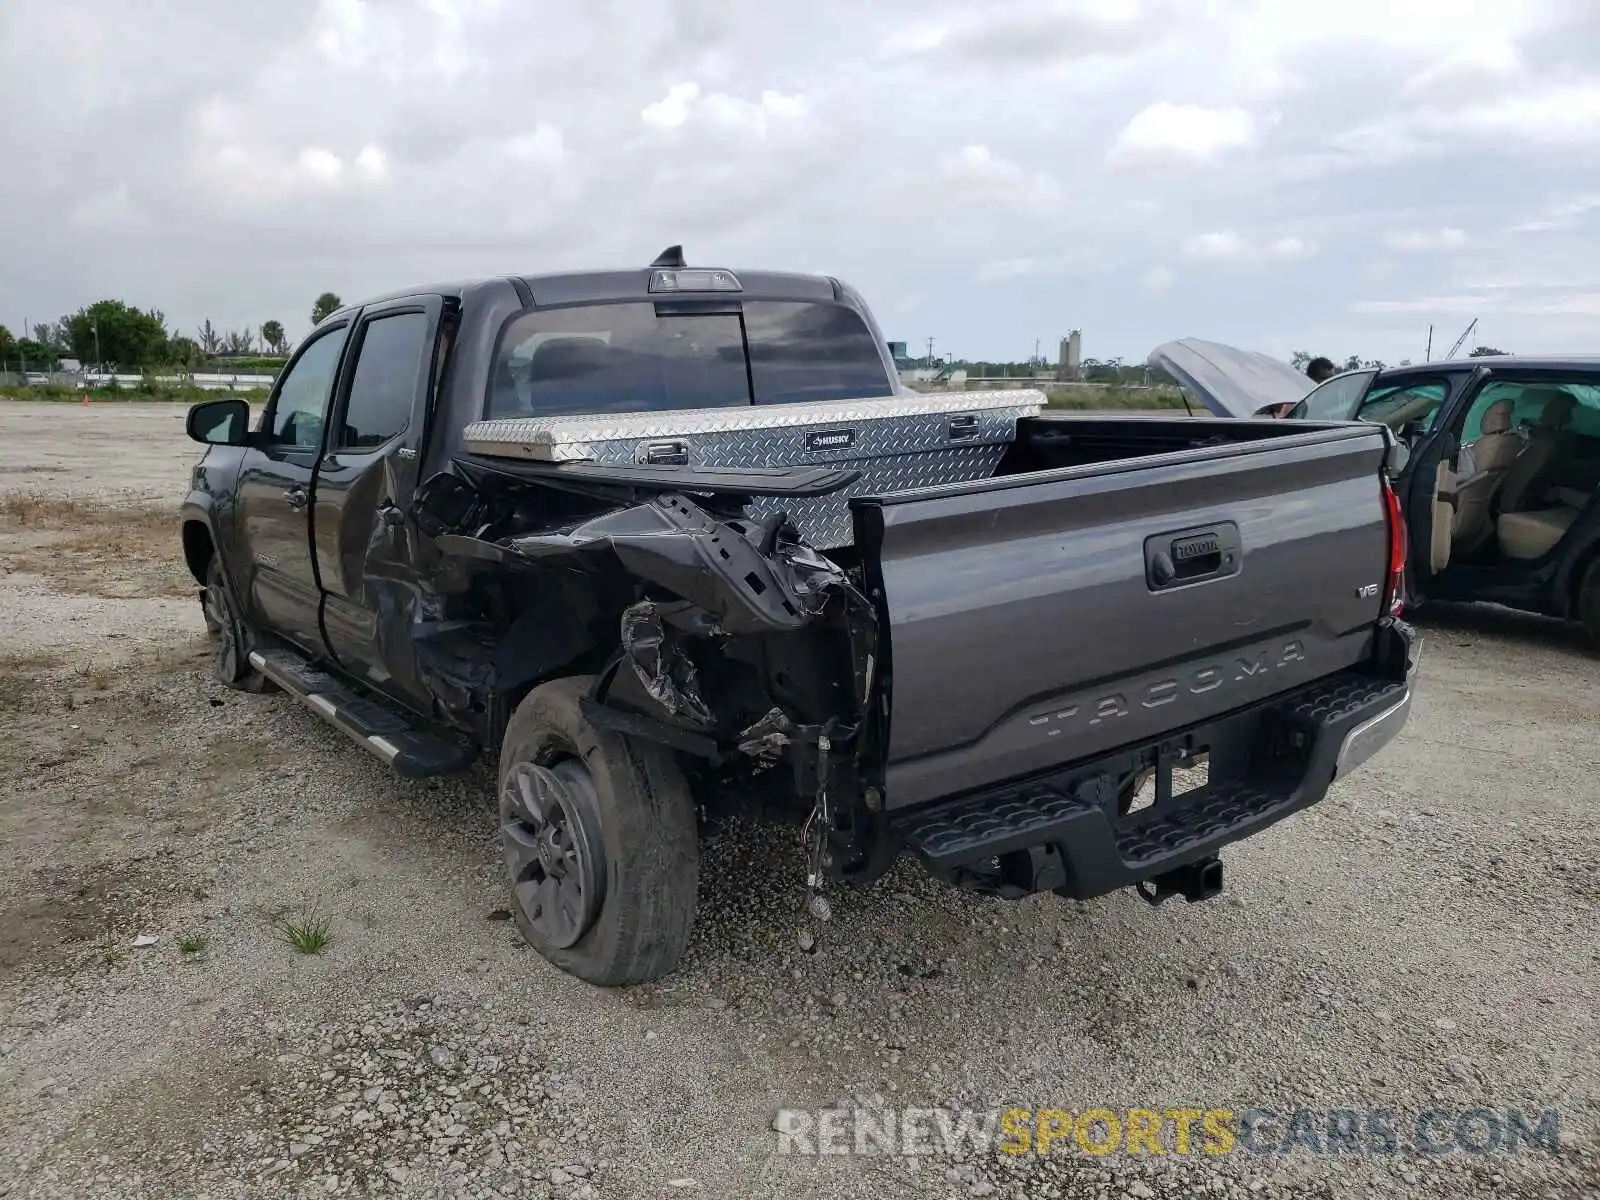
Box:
(1147, 337), (1314, 419)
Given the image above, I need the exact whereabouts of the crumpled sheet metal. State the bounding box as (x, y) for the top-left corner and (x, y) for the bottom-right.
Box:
(735, 707), (793, 760)
(620, 600), (714, 726)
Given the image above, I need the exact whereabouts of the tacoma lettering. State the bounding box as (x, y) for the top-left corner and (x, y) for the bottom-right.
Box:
(1028, 641), (1308, 736)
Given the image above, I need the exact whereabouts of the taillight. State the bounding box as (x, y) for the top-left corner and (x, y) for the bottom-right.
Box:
(1380, 476), (1407, 616)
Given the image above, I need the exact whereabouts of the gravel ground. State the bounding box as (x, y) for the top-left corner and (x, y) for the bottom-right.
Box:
(0, 400), (1596, 1200)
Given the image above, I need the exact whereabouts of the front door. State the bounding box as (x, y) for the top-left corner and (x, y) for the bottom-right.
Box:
(1290, 369), (1378, 421)
(313, 298), (444, 709)
(234, 323), (351, 653)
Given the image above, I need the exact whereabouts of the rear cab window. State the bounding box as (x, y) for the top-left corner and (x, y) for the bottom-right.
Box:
(487, 300), (893, 418)
(744, 302), (894, 405)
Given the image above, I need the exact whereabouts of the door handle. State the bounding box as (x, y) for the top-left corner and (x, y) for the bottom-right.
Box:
(284, 486), (309, 511)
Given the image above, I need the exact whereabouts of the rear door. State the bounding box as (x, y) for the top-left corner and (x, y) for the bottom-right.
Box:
(312, 296), (445, 707)
(234, 323), (351, 652)
(1359, 371), (1483, 588)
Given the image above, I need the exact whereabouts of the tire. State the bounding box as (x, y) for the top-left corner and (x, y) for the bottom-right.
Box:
(203, 556), (273, 693)
(498, 676), (699, 986)
(1578, 560), (1600, 651)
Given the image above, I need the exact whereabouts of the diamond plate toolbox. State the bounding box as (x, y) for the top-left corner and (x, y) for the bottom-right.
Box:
(461, 390), (1046, 549)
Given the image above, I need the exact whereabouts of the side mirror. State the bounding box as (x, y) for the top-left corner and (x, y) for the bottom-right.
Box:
(186, 397), (251, 446)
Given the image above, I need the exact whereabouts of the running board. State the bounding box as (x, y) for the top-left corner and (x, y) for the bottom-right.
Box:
(247, 647), (479, 778)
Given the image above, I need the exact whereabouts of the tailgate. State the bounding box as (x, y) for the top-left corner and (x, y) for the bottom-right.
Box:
(851, 426), (1393, 811)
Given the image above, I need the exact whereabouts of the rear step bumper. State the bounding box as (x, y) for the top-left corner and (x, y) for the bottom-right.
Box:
(248, 647), (478, 778)
(889, 649), (1415, 901)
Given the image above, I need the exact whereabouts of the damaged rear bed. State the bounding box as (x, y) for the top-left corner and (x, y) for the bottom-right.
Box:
(420, 389), (1413, 900)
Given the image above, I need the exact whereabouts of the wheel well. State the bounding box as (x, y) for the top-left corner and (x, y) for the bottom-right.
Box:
(181, 520), (215, 584)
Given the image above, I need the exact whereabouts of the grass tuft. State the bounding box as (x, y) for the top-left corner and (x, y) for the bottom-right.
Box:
(178, 934), (209, 954)
(277, 909), (333, 956)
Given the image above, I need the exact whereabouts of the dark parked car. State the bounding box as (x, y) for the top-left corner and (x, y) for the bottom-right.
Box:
(178, 251), (1417, 985)
(1152, 341), (1600, 645)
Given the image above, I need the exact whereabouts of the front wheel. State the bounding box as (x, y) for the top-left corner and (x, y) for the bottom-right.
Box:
(202, 556), (273, 693)
(498, 676), (699, 986)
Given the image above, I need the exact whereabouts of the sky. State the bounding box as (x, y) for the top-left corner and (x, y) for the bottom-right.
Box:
(2, 0), (1599, 366)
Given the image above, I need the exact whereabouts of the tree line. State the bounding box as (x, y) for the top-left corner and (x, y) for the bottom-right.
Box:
(1291, 346), (1511, 373)
(1, 292), (344, 373)
(905, 357), (1159, 385)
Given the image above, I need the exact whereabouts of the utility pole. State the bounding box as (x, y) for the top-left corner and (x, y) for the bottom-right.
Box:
(925, 337), (935, 369)
(91, 321), (102, 371)
(1425, 324), (1433, 363)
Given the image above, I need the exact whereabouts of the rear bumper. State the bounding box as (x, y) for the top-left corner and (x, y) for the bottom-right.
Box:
(1333, 673), (1414, 779)
(890, 621), (1418, 900)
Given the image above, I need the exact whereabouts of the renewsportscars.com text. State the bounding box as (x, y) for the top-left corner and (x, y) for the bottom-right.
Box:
(772, 1105), (1563, 1158)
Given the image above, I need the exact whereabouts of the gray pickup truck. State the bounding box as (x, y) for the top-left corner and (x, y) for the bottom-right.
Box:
(179, 248), (1419, 985)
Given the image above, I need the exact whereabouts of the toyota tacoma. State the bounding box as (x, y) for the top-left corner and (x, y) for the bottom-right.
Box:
(179, 248), (1419, 985)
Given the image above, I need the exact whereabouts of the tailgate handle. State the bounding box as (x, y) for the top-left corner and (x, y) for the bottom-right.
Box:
(638, 440), (690, 466)
(1145, 523), (1241, 591)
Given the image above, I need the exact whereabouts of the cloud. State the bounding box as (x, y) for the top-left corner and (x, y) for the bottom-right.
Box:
(1353, 291), (1600, 317)
(873, 144), (1065, 219)
(976, 252), (1097, 282)
(1143, 265), (1174, 294)
(642, 82), (701, 129)
(904, 0), (1156, 68)
(297, 147), (343, 183)
(1511, 195), (1600, 233)
(504, 125), (565, 166)
(941, 145), (1064, 212)
(1182, 231), (1312, 262)
(1107, 103), (1261, 172)
(1334, 80), (1600, 166)
(640, 82), (807, 138)
(354, 145), (387, 178)
(3, 0), (1600, 366)
(1384, 227), (1468, 252)
(1400, 38), (1524, 109)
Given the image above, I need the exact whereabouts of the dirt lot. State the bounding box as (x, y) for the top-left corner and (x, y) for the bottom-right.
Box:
(0, 400), (1596, 1200)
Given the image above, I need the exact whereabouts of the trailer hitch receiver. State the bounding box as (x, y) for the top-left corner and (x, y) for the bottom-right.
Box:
(1136, 856), (1224, 905)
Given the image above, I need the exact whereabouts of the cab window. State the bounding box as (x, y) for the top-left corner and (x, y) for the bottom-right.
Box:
(263, 327), (348, 449)
(338, 312), (429, 450)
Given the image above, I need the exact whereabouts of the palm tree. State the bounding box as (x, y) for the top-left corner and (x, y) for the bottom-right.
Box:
(310, 293), (342, 325)
(261, 320), (285, 354)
